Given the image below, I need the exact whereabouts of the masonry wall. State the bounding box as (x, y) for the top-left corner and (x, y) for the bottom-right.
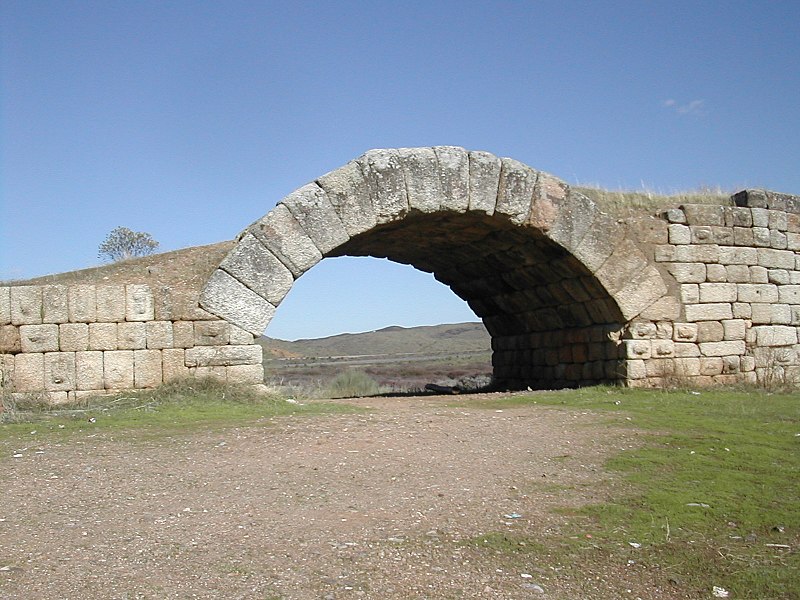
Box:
(0, 283), (263, 403)
(620, 190), (800, 387)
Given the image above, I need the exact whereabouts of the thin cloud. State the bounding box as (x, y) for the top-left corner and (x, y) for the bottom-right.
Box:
(663, 98), (706, 116)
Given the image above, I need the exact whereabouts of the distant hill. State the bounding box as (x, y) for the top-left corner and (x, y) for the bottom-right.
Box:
(260, 322), (490, 358)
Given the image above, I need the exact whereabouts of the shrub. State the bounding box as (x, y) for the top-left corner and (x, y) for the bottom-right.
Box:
(325, 370), (381, 398)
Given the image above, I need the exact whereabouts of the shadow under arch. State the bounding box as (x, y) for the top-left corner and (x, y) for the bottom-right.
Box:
(200, 147), (672, 389)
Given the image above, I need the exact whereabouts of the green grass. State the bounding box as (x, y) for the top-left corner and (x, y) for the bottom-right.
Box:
(461, 387), (800, 599)
(0, 379), (358, 442)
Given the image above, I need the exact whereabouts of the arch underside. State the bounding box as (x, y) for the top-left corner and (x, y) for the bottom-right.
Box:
(330, 211), (625, 389)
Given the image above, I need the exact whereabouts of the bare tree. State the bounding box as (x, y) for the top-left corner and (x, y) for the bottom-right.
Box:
(98, 227), (159, 262)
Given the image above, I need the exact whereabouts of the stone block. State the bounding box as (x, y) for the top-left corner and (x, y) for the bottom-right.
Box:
(96, 285), (126, 322)
(68, 285), (96, 323)
(20, 324), (59, 353)
(750, 303), (772, 324)
(625, 359), (647, 380)
(712, 226), (734, 245)
(10, 286), (43, 325)
(220, 233), (294, 306)
(751, 207), (769, 227)
(76, 351), (104, 390)
(770, 230), (788, 249)
(359, 148), (409, 224)
(652, 340), (674, 357)
(779, 285), (800, 304)
(530, 172), (571, 234)
(103, 350), (134, 389)
(681, 284), (699, 304)
(788, 232), (800, 251)
(654, 245), (675, 262)
(59, 323), (89, 351)
(614, 265), (669, 321)
(737, 283), (778, 303)
(316, 158), (377, 238)
(572, 212), (625, 272)
(495, 157), (536, 225)
(0, 287), (10, 325)
(758, 248), (795, 269)
(622, 340), (651, 359)
(752, 227), (771, 247)
(282, 182), (350, 253)
(699, 357), (724, 376)
(722, 319), (747, 341)
(146, 321), (174, 349)
(467, 150), (501, 214)
(88, 323), (118, 351)
(42, 285), (69, 323)
(191, 366), (227, 382)
(134, 349), (162, 388)
(194, 321), (230, 346)
(673, 322), (698, 342)
(690, 226), (714, 244)
(752, 325), (797, 346)
(725, 264), (750, 283)
(741, 355), (756, 372)
(685, 303), (733, 322)
(44, 352), (76, 391)
(229, 324), (254, 345)
(683, 204), (725, 226)
(674, 357), (701, 376)
(226, 364), (264, 384)
(696, 321), (724, 342)
(769, 304), (792, 325)
(705, 264), (727, 282)
(768, 269), (791, 285)
(673, 245), (719, 263)
(433, 146), (470, 212)
(733, 227), (754, 246)
(628, 321), (657, 339)
(595, 240), (650, 294)
(172, 321), (194, 348)
(250, 204), (323, 278)
(162, 348), (190, 382)
(126, 285), (154, 321)
(184, 345), (262, 367)
(664, 208), (686, 223)
(768, 209), (788, 231)
(719, 246), (757, 265)
(14, 353), (45, 391)
(668, 224), (691, 244)
(199, 269), (276, 336)
(399, 147), (441, 213)
(725, 207), (752, 227)
(117, 321), (146, 350)
(749, 266), (768, 283)
(668, 263), (706, 283)
(0, 324), (21, 353)
(700, 341), (746, 356)
(637, 296), (681, 321)
(699, 283), (737, 303)
(0, 353), (13, 389)
(674, 342), (701, 357)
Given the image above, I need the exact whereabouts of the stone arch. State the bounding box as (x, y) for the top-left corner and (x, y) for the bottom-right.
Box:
(199, 147), (672, 389)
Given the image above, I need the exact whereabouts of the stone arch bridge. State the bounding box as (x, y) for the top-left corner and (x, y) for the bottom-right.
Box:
(2, 147), (799, 400)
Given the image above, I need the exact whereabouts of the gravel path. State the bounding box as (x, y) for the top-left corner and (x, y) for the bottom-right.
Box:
(0, 394), (660, 600)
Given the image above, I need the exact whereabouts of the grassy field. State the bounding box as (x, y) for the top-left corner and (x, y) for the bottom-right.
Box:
(460, 387), (800, 599)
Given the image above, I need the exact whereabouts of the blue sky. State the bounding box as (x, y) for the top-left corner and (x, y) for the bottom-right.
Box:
(2, 1), (798, 340)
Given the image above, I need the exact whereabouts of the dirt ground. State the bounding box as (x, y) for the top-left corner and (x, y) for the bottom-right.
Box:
(0, 393), (670, 600)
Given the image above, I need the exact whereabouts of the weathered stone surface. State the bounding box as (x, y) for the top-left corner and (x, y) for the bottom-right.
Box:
(68, 285), (97, 323)
(59, 323), (89, 352)
(399, 147), (441, 213)
(668, 263), (706, 283)
(758, 248), (795, 269)
(316, 159), (377, 237)
(0, 287), (10, 325)
(685, 303), (733, 322)
(44, 352), (76, 391)
(172, 321), (195, 348)
(11, 286), (43, 325)
(281, 183), (350, 254)
(126, 285), (154, 322)
(194, 321), (230, 346)
(20, 324), (59, 353)
(89, 323), (117, 351)
(697, 321), (724, 342)
(162, 348), (189, 382)
(547, 190), (598, 252)
(669, 224), (691, 245)
(528, 171), (568, 232)
(752, 325), (797, 346)
(699, 341), (746, 356)
(0, 353), (14, 389)
(699, 283), (737, 303)
(43, 285), (69, 323)
(146, 321), (174, 349)
(496, 158), (537, 225)
(229, 324), (254, 345)
(467, 151), (501, 214)
(249, 204), (323, 278)
(134, 349), (162, 388)
(117, 321), (146, 350)
(615, 265), (669, 321)
(76, 351), (103, 390)
(225, 364), (264, 384)
(14, 353), (45, 391)
(572, 212), (625, 273)
(738, 284), (778, 303)
(104, 350), (134, 389)
(185, 345), (262, 367)
(0, 324), (21, 353)
(434, 146), (470, 212)
(220, 233), (294, 306)
(96, 285), (126, 322)
(200, 269), (276, 336)
(359, 149), (408, 224)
